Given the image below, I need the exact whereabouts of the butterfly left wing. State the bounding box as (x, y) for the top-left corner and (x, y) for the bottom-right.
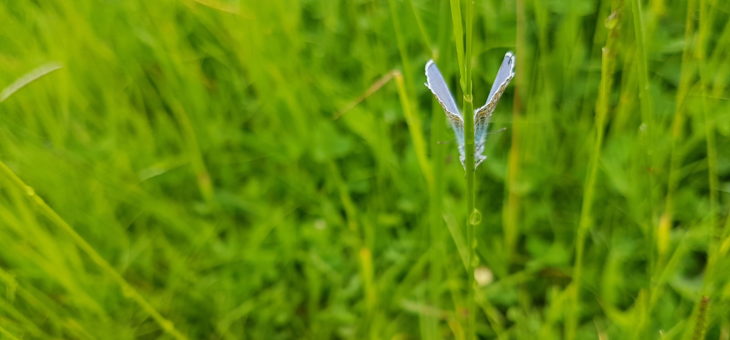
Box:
(425, 59), (466, 165)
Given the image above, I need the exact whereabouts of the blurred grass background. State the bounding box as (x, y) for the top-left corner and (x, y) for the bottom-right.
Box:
(1, 0), (730, 339)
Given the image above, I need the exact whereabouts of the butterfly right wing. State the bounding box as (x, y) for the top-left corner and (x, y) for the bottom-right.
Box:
(425, 60), (465, 165)
(473, 52), (515, 166)
(485, 52), (516, 105)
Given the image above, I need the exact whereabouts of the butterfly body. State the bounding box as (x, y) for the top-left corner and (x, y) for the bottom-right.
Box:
(425, 52), (515, 169)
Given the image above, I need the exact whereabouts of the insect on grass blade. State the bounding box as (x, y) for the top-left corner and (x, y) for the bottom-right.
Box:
(425, 53), (514, 168)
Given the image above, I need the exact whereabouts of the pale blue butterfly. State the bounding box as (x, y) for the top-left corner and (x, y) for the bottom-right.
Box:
(425, 52), (515, 168)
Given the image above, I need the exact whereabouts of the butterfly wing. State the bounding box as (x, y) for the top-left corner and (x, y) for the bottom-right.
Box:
(486, 52), (516, 104)
(474, 52), (515, 166)
(425, 60), (465, 165)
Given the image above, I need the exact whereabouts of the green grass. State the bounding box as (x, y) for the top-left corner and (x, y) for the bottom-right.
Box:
(1, 0), (730, 339)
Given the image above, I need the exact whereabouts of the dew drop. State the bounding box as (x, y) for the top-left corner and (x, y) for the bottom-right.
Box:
(469, 209), (481, 225)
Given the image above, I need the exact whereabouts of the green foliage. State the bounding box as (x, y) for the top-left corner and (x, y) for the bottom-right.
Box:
(0, 0), (729, 339)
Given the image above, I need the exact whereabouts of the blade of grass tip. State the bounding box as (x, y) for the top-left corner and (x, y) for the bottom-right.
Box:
(567, 7), (619, 340)
(0, 62), (63, 102)
(0, 162), (188, 340)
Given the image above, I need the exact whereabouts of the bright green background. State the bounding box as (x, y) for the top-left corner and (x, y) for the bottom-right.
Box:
(1, 0), (729, 339)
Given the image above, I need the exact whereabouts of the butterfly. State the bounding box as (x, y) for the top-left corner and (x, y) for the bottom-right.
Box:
(425, 52), (515, 168)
